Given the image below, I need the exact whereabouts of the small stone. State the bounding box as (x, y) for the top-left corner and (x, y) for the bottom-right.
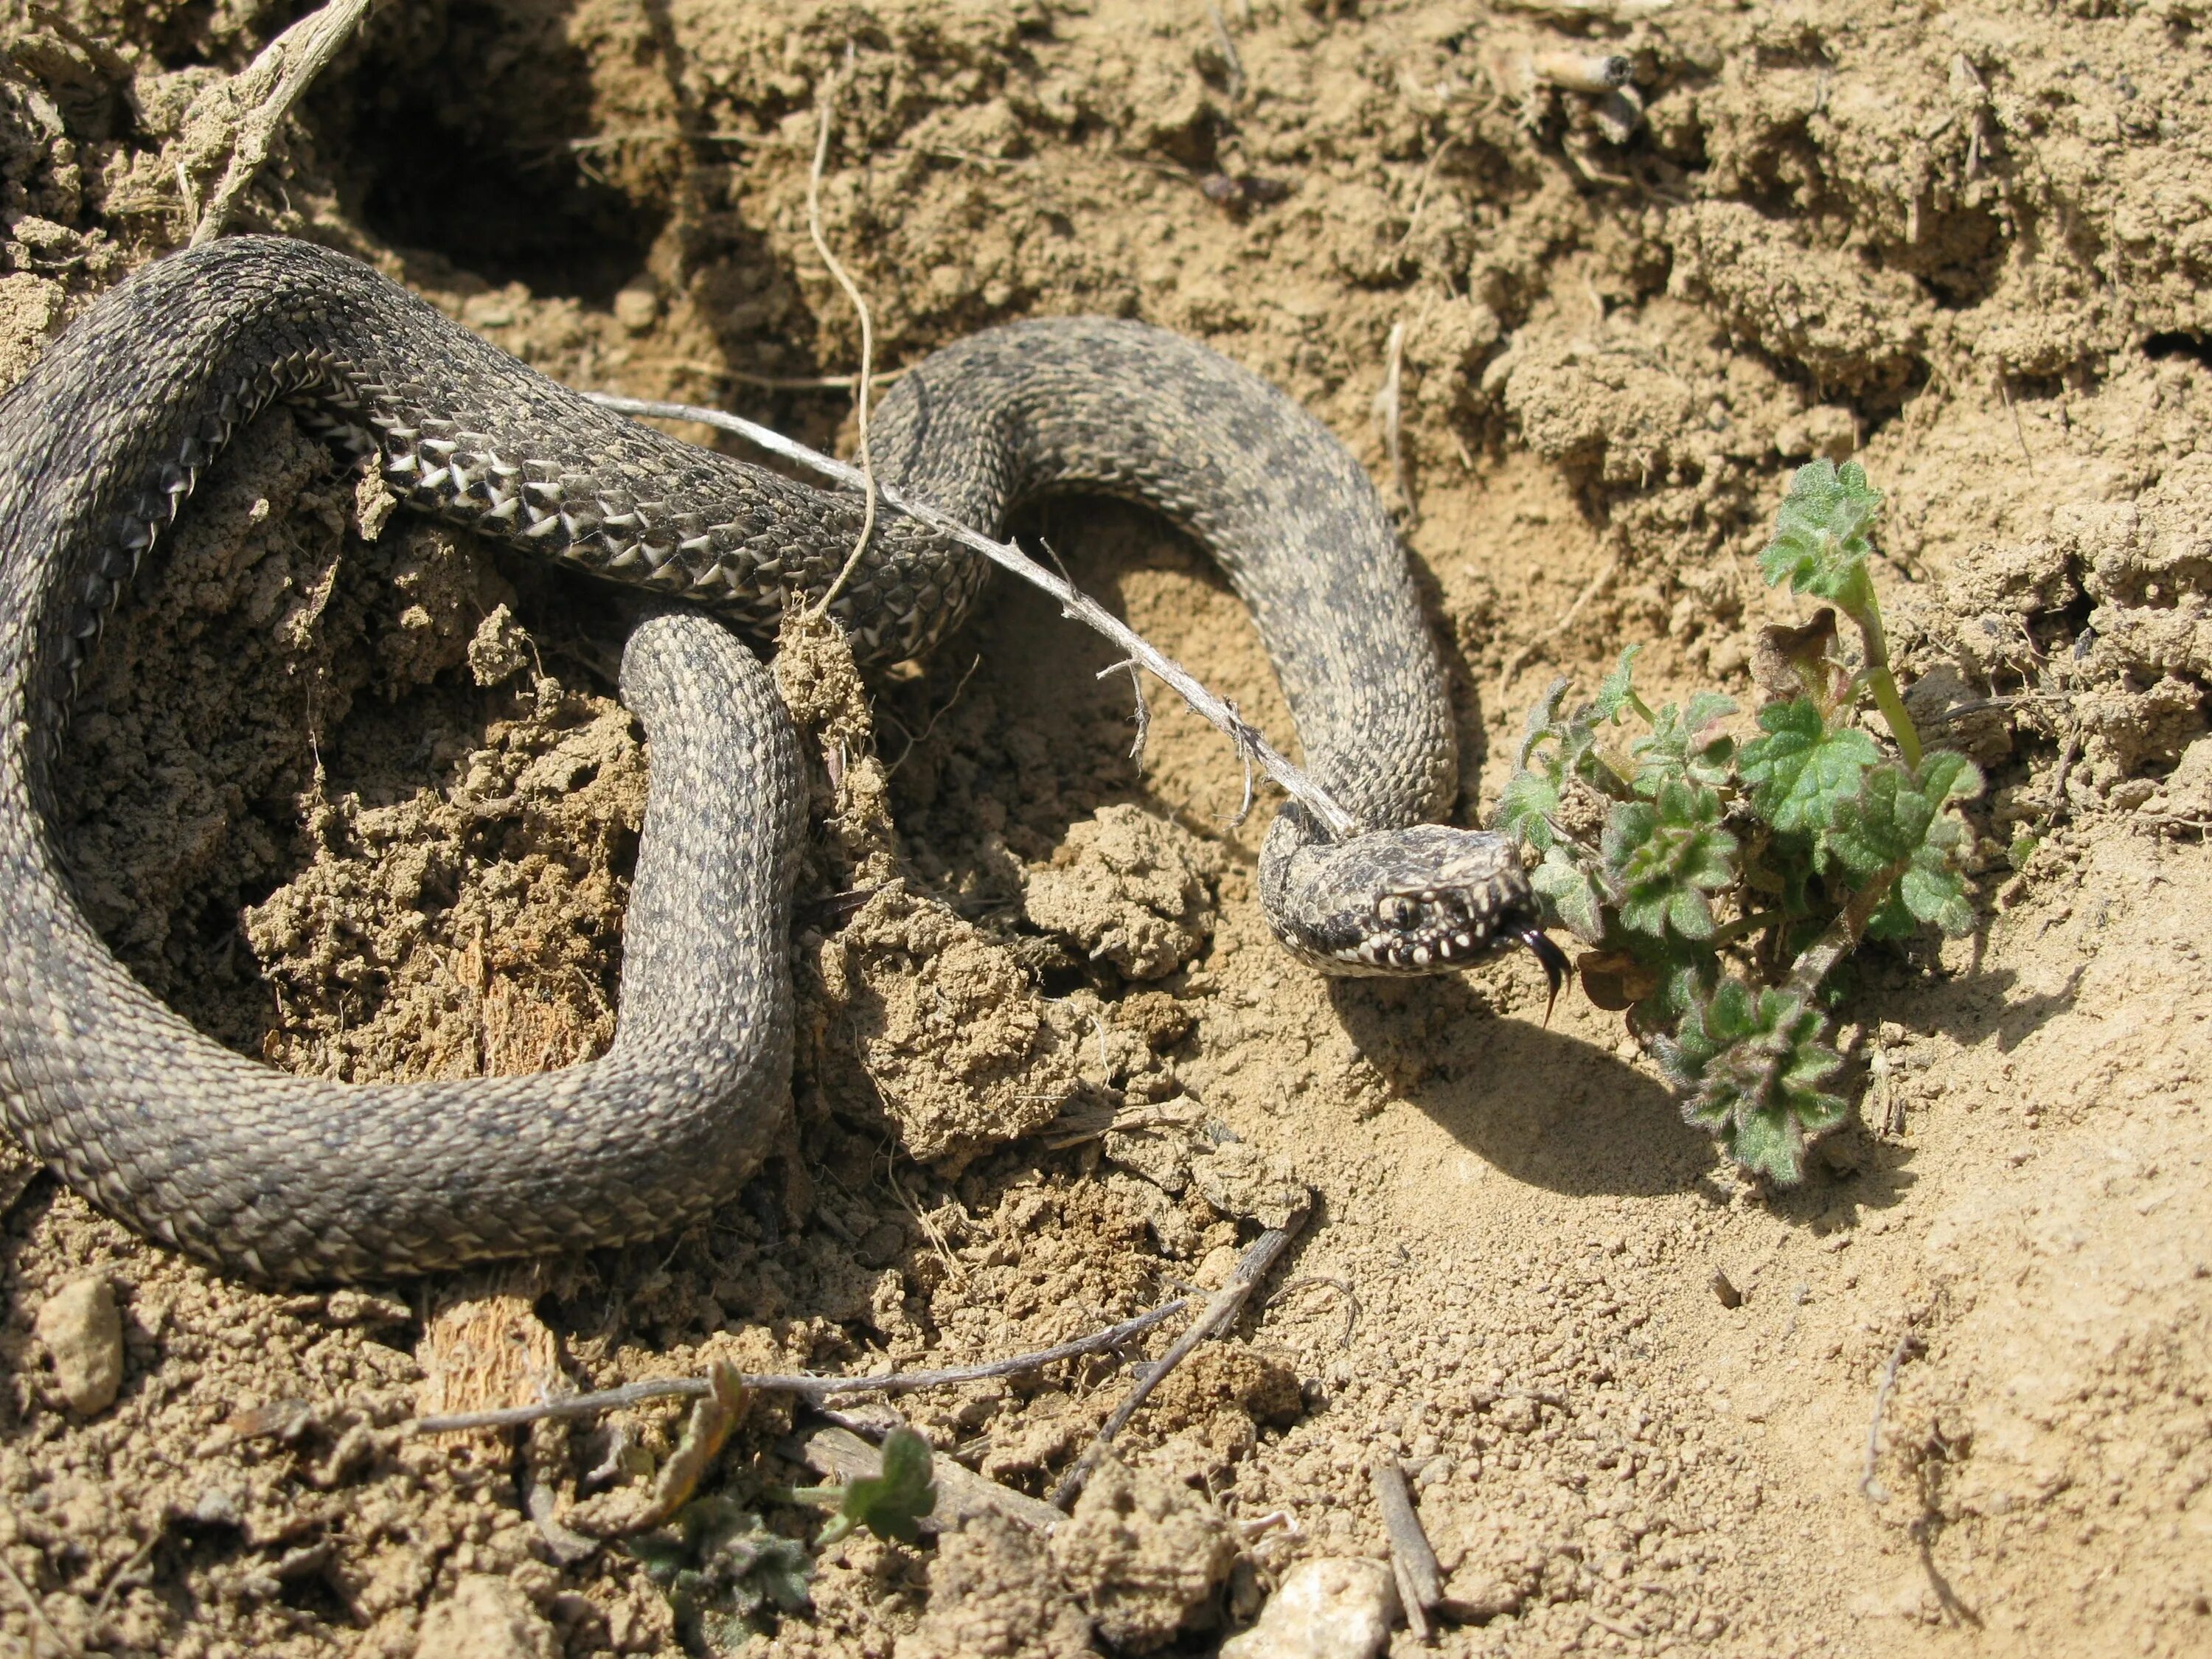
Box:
(34, 1274), (125, 1414)
(611, 276), (661, 333)
(1220, 1557), (1399, 1659)
(415, 1574), (560, 1659)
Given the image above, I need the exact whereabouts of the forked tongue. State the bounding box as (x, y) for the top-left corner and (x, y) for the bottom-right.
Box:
(1519, 928), (1570, 1026)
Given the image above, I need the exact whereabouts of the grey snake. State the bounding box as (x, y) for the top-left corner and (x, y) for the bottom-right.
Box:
(0, 237), (1551, 1282)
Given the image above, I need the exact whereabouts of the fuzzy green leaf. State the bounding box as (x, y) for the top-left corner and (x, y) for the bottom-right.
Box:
(1759, 459), (1882, 611)
(1494, 768), (1562, 855)
(1593, 645), (1645, 723)
(1738, 699), (1881, 835)
(1655, 981), (1846, 1183)
(630, 1498), (814, 1654)
(1631, 692), (1737, 797)
(1515, 677), (1573, 772)
(812, 1427), (937, 1548)
(1533, 849), (1607, 945)
(1603, 781), (1736, 943)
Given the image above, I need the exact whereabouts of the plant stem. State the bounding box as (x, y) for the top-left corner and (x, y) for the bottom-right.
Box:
(1786, 860), (1904, 999)
(1708, 907), (1785, 950)
(1844, 596), (1922, 770)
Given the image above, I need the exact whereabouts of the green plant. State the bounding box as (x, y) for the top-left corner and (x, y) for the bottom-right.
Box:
(781, 1426), (939, 1547)
(1497, 460), (1983, 1181)
(627, 1497), (815, 1655)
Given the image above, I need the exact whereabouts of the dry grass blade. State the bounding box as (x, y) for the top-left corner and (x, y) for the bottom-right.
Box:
(414, 1296), (1196, 1433)
(804, 49), (881, 618)
(585, 392), (1360, 838)
(1371, 1458), (1443, 1639)
(1048, 1203), (1310, 1508)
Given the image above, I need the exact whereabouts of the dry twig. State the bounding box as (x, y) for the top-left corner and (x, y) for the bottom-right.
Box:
(804, 49), (881, 617)
(1374, 321), (1414, 523)
(184, 0), (377, 246)
(1048, 1204), (1311, 1508)
(0, 1547), (76, 1658)
(1206, 3), (1246, 102)
(1372, 1458), (1443, 1641)
(1860, 1329), (1921, 1503)
(585, 393), (1360, 838)
(415, 1295), (1194, 1433)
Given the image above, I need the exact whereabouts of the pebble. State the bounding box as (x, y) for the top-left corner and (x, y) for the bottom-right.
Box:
(1220, 1557), (1399, 1659)
(414, 1574), (559, 1659)
(34, 1273), (124, 1414)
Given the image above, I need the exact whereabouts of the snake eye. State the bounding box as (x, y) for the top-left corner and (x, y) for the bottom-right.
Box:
(1377, 894), (1419, 931)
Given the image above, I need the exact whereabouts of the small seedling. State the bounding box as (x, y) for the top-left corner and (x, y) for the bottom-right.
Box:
(1497, 460), (1983, 1180)
(780, 1425), (939, 1547)
(627, 1497), (814, 1655)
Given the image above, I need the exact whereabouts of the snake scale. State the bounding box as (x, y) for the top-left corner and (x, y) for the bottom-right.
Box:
(0, 237), (1553, 1282)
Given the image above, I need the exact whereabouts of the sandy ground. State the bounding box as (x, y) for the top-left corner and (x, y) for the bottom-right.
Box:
(1, 1), (2209, 1655)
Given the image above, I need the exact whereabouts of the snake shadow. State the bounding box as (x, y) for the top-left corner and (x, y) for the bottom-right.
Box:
(1328, 974), (1721, 1199)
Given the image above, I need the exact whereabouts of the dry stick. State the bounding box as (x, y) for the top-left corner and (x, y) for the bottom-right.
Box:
(1996, 372), (2032, 465)
(1859, 1329), (1921, 1504)
(583, 393), (1359, 839)
(1048, 1206), (1310, 1509)
(1394, 136), (1460, 257)
(804, 52), (880, 618)
(415, 1295), (1193, 1433)
(1374, 321), (1414, 523)
(0, 1547), (77, 1659)
(1372, 1459), (1443, 1641)
(186, 0), (377, 246)
(1096, 658), (1152, 766)
(1205, 1), (1246, 102)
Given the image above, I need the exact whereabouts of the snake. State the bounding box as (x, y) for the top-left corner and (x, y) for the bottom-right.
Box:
(0, 236), (1560, 1282)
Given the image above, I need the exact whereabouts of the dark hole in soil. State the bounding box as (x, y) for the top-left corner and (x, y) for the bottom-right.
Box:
(307, 1), (665, 304)
(2143, 330), (2212, 369)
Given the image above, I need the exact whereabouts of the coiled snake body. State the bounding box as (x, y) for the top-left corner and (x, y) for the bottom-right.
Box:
(0, 237), (1546, 1281)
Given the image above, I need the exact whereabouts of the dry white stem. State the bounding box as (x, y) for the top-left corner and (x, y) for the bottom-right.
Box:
(1394, 136), (1460, 256)
(1494, 554), (1622, 695)
(584, 392), (1359, 838)
(1372, 321), (1414, 523)
(1494, 0), (1672, 18)
(805, 49), (881, 617)
(1206, 2), (1246, 102)
(1859, 1329), (1919, 1503)
(0, 1546), (77, 1658)
(1096, 656), (1151, 765)
(186, 0), (376, 247)
(1528, 48), (1633, 94)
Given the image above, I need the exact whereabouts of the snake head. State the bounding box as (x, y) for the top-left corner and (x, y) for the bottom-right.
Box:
(1274, 827), (1566, 982)
(1270, 824), (1564, 1004)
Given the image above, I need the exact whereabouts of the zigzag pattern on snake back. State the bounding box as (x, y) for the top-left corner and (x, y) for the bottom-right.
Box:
(0, 237), (1550, 1282)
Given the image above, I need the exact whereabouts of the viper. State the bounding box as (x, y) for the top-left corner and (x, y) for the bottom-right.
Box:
(0, 237), (1557, 1281)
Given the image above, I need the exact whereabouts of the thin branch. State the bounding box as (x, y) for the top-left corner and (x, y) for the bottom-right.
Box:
(1373, 321), (1414, 523)
(1095, 657), (1151, 765)
(414, 1295), (1194, 1434)
(1205, 3), (1246, 102)
(186, 0), (376, 246)
(0, 1548), (77, 1658)
(1265, 1274), (1361, 1346)
(805, 48), (880, 619)
(1860, 1329), (1921, 1503)
(1049, 1204), (1310, 1508)
(585, 392), (1360, 838)
(1393, 136), (1460, 257)
(1373, 1458), (1442, 1642)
